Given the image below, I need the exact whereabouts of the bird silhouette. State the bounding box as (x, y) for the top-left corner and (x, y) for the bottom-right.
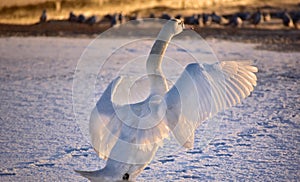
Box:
(39, 9), (47, 23)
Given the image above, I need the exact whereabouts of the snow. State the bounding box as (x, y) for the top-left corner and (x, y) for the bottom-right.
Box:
(0, 37), (299, 181)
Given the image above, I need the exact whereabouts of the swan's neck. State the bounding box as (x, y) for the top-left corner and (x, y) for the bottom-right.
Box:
(146, 33), (173, 95)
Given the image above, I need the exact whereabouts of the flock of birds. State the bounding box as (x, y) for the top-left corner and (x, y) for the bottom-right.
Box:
(40, 9), (300, 29)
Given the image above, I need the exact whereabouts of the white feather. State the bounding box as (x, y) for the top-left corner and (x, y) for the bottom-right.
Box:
(165, 61), (258, 148)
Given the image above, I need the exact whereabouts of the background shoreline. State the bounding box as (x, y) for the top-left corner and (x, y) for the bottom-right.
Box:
(1, 22), (299, 52)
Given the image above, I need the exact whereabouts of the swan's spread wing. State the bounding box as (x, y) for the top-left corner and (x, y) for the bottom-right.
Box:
(90, 76), (124, 160)
(90, 76), (169, 163)
(165, 61), (258, 149)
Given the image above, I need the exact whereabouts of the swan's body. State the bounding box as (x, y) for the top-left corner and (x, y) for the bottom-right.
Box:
(76, 19), (258, 181)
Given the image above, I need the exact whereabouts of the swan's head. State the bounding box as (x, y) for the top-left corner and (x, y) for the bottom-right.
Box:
(158, 19), (185, 40)
(168, 19), (185, 36)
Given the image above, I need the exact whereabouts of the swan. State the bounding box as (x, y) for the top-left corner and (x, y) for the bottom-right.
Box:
(75, 19), (258, 181)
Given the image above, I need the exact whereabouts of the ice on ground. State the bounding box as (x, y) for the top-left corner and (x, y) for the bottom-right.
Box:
(0, 37), (299, 181)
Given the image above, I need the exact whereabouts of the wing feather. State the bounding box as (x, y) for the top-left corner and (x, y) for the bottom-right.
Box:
(91, 76), (170, 162)
(165, 61), (258, 148)
(231, 76), (248, 98)
(90, 77), (124, 159)
(223, 81), (236, 107)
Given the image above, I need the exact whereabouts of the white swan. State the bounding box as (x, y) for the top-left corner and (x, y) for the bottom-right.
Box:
(75, 19), (258, 181)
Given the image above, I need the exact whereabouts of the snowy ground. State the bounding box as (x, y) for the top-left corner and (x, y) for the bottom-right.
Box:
(0, 37), (299, 181)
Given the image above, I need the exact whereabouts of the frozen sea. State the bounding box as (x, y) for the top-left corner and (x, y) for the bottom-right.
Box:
(0, 37), (299, 181)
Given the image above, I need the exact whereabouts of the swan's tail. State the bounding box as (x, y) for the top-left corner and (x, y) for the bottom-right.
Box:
(74, 169), (132, 182)
(74, 169), (101, 181)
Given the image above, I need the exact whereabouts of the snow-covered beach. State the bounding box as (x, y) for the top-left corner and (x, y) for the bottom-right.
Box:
(0, 36), (299, 181)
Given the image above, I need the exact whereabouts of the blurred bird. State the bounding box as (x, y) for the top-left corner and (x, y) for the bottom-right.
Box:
(202, 13), (212, 26)
(40, 9), (47, 23)
(160, 13), (171, 20)
(226, 14), (243, 27)
(86, 15), (97, 25)
(281, 10), (293, 27)
(68, 11), (77, 22)
(128, 13), (139, 21)
(291, 11), (300, 29)
(236, 12), (251, 21)
(251, 9), (262, 27)
(184, 14), (201, 25)
(110, 14), (118, 27)
(149, 13), (155, 18)
(118, 12), (124, 24)
(211, 12), (228, 25)
(77, 14), (86, 23)
(175, 14), (182, 20)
